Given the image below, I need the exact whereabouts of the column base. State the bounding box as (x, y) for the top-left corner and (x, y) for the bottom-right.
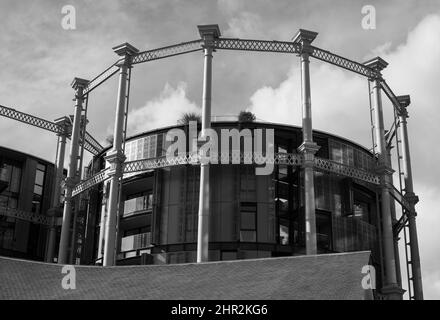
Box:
(381, 284), (405, 300)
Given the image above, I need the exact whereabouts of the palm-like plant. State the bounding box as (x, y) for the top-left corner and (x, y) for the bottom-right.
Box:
(178, 112), (201, 125)
(238, 110), (256, 123)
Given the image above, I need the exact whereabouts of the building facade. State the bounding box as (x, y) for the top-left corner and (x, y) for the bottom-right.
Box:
(0, 146), (59, 261)
(82, 121), (384, 280)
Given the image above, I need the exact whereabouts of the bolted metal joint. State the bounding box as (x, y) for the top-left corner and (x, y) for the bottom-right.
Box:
(364, 56), (388, 80)
(113, 42), (140, 67)
(292, 29), (318, 55)
(298, 141), (320, 168)
(404, 191), (419, 205)
(198, 24), (221, 49)
(54, 116), (72, 137)
(396, 95), (411, 118)
(104, 150), (126, 176)
(71, 77), (90, 98)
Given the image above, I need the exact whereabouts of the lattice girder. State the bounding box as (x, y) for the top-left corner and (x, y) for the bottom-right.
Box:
(310, 46), (380, 79)
(72, 152), (383, 197)
(314, 157), (380, 185)
(72, 168), (110, 197)
(214, 38), (299, 54)
(132, 40), (203, 65)
(0, 206), (51, 226)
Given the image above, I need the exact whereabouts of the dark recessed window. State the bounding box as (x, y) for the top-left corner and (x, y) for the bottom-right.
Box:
(240, 203), (257, 242)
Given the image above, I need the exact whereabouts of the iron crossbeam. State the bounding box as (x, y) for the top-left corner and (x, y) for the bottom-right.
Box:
(314, 157), (381, 185)
(385, 120), (398, 149)
(389, 185), (414, 214)
(82, 63), (120, 96)
(214, 38), (299, 54)
(0, 206), (51, 226)
(0, 104), (103, 156)
(394, 212), (408, 236)
(132, 40), (203, 65)
(84, 131), (104, 155)
(1, 104), (60, 134)
(380, 80), (405, 116)
(72, 152), (383, 197)
(72, 167), (109, 197)
(310, 46), (380, 79)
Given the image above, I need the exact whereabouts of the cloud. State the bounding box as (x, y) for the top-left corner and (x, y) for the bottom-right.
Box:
(248, 13), (440, 299)
(223, 11), (263, 38)
(125, 82), (200, 136)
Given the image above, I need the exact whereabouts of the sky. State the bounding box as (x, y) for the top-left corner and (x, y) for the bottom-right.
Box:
(0, 0), (439, 299)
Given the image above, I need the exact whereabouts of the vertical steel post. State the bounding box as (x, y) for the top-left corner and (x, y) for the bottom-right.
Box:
(196, 25), (220, 263)
(102, 43), (138, 267)
(364, 57), (403, 299)
(97, 182), (108, 263)
(58, 78), (89, 264)
(292, 29), (320, 255)
(396, 95), (423, 300)
(45, 117), (70, 262)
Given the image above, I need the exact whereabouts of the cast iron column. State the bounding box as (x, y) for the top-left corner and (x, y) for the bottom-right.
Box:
(364, 57), (403, 299)
(102, 42), (138, 266)
(293, 29), (320, 255)
(196, 25), (220, 263)
(45, 117), (70, 262)
(58, 78), (89, 264)
(397, 95), (423, 300)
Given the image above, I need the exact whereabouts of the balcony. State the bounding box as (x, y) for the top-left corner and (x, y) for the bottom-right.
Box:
(119, 232), (152, 259)
(123, 195), (152, 218)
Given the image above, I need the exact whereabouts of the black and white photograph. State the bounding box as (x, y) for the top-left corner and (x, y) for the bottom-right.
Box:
(0, 0), (439, 307)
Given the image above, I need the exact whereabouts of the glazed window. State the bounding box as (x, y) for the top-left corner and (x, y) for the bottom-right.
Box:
(240, 203), (257, 242)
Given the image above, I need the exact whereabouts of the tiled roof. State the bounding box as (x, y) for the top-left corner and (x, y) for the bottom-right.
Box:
(0, 251), (373, 300)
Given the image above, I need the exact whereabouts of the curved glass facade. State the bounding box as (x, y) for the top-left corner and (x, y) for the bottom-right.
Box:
(89, 122), (380, 266)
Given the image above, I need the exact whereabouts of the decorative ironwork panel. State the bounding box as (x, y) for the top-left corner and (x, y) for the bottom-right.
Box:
(72, 168), (110, 197)
(132, 40), (203, 65)
(1, 104), (101, 155)
(310, 46), (380, 79)
(84, 131), (104, 155)
(314, 157), (380, 185)
(0, 206), (51, 225)
(71, 153), (384, 196)
(83, 63), (119, 95)
(214, 38), (300, 54)
(0, 104), (60, 134)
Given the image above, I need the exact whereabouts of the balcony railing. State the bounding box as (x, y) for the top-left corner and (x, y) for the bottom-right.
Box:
(120, 232), (152, 253)
(123, 195), (153, 218)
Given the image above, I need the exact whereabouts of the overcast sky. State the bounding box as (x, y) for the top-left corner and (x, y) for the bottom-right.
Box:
(0, 0), (439, 299)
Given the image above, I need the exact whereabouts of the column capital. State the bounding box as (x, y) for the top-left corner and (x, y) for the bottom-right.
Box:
(104, 150), (126, 176)
(54, 116), (72, 137)
(292, 29), (318, 54)
(298, 141), (320, 167)
(364, 56), (388, 78)
(396, 95), (411, 118)
(113, 42), (139, 66)
(298, 141), (320, 154)
(198, 24), (221, 48)
(198, 24), (221, 39)
(71, 77), (89, 90)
